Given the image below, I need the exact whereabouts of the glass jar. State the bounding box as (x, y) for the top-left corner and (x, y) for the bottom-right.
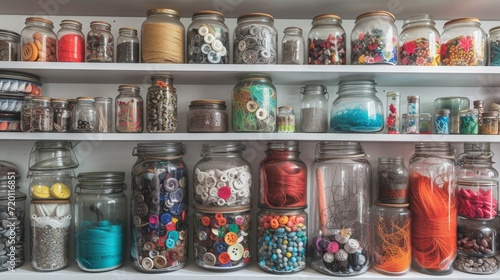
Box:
(386, 92), (400, 134)
(31, 96), (53, 132)
(141, 8), (185, 63)
(457, 142), (499, 180)
(454, 253), (499, 274)
(474, 100), (484, 127)
(72, 97), (96, 132)
(86, 21), (113, 62)
(0, 187), (26, 271)
(300, 84), (328, 133)
(131, 143), (188, 272)
(404, 113), (419, 134)
(481, 111), (498, 135)
(376, 157), (409, 204)
(146, 74), (177, 133)
(95, 97), (113, 133)
(21, 17), (57, 62)
(460, 109), (479, 134)
(56, 20), (85, 62)
(282, 27), (305, 64)
(419, 113), (432, 134)
(434, 97), (470, 134)
(408, 142), (456, 275)
(115, 84), (143, 133)
(310, 142), (371, 276)
(457, 218), (499, 257)
(330, 79), (383, 132)
(277, 106), (295, 133)
(75, 172), (127, 272)
(28, 170), (74, 200)
(234, 13), (278, 64)
(30, 199), (71, 271)
(51, 98), (71, 132)
(232, 74), (277, 132)
(116, 27), (139, 63)
(441, 17), (486, 66)
(435, 109), (450, 134)
(28, 140), (79, 171)
(187, 99), (228, 132)
(407, 95), (420, 116)
(257, 209), (307, 274)
(259, 141), (307, 209)
(307, 14), (346, 65)
(489, 26), (500, 66)
(399, 14), (440, 66)
(20, 95), (33, 132)
(187, 10), (229, 64)
(457, 180), (498, 219)
(351, 11), (398, 65)
(371, 203), (411, 275)
(193, 207), (251, 271)
(0, 29), (20, 61)
(193, 142), (252, 208)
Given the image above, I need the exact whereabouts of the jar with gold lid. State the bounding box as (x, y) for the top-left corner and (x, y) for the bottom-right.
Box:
(307, 14), (346, 65)
(441, 17), (486, 66)
(86, 21), (113, 62)
(21, 17), (57, 62)
(187, 10), (229, 64)
(234, 13), (278, 64)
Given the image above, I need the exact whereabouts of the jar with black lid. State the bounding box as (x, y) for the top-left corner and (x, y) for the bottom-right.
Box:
(57, 20), (85, 62)
(187, 10), (229, 64)
(86, 21), (113, 63)
(234, 13), (278, 64)
(21, 17), (57, 62)
(116, 27), (139, 63)
(0, 29), (20, 61)
(187, 99), (228, 132)
(441, 17), (486, 66)
(307, 14), (346, 65)
(399, 14), (440, 66)
(146, 74), (177, 133)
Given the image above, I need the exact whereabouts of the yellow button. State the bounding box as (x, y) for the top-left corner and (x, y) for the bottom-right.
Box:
(31, 184), (50, 199)
(50, 182), (71, 199)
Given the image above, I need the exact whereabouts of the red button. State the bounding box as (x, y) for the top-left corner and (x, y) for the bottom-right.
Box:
(218, 186), (232, 199)
(166, 222), (176, 231)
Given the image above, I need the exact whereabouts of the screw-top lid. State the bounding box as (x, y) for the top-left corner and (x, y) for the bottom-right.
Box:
(147, 8), (179, 17)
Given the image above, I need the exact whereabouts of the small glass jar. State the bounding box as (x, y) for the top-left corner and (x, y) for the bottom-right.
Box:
(457, 180), (498, 219)
(31, 96), (53, 132)
(300, 84), (329, 133)
(351, 11), (398, 65)
(454, 253), (499, 274)
(146, 74), (177, 133)
(187, 99), (228, 133)
(460, 109), (479, 134)
(435, 109), (450, 134)
(376, 157), (409, 204)
(234, 13), (278, 64)
(330, 79), (383, 132)
(116, 27), (139, 63)
(399, 14), (440, 66)
(28, 140), (79, 171)
(187, 10), (229, 64)
(28, 170), (74, 200)
(407, 95), (420, 116)
(56, 20), (85, 62)
(20, 95), (33, 132)
(86, 21), (113, 63)
(489, 26), (500, 66)
(95, 97), (113, 133)
(419, 113), (432, 134)
(21, 17), (57, 62)
(115, 84), (143, 133)
(0, 187), (26, 271)
(457, 218), (499, 257)
(72, 97), (96, 132)
(441, 17), (486, 66)
(404, 113), (419, 134)
(0, 29), (20, 61)
(386, 92), (400, 134)
(282, 27), (305, 64)
(434, 97), (470, 134)
(277, 106), (296, 133)
(457, 142), (499, 180)
(307, 14), (346, 65)
(51, 98), (71, 132)
(481, 111), (498, 135)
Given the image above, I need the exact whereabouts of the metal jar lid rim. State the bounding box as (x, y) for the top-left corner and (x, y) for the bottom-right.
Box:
(374, 202), (409, 208)
(238, 12), (274, 22)
(118, 84), (140, 91)
(147, 8), (179, 17)
(356, 11), (395, 22)
(25, 17), (54, 27)
(0, 29), (21, 40)
(313, 14), (342, 21)
(444, 17), (480, 27)
(193, 10), (224, 18)
(190, 99), (226, 105)
(195, 205), (251, 213)
(60, 19), (82, 27)
(0, 71), (42, 83)
(457, 179), (497, 186)
(51, 98), (69, 103)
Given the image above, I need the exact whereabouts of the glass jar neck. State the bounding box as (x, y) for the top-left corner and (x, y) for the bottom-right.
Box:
(119, 29), (137, 37)
(378, 157), (405, 165)
(201, 142), (245, 157)
(60, 23), (82, 31)
(27, 21), (53, 30)
(237, 15), (274, 25)
(278, 107), (294, 114)
(284, 28), (302, 36)
(52, 102), (68, 107)
(402, 14), (436, 30)
(337, 80), (377, 96)
(118, 88), (140, 96)
(133, 143), (185, 159)
(302, 85), (327, 96)
(193, 13), (225, 23)
(312, 17), (342, 27)
(316, 141), (368, 160)
(412, 142), (455, 159)
(33, 99), (51, 106)
(91, 24), (111, 32)
(444, 21), (481, 31)
(151, 75), (174, 87)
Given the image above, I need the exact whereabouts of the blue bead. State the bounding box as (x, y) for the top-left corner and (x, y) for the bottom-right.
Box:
(291, 257), (297, 263)
(272, 254), (277, 260)
(265, 236), (270, 241)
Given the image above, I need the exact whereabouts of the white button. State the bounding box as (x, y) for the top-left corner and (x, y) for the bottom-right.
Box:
(238, 41), (247, 52)
(209, 187), (218, 197)
(211, 40), (223, 52)
(198, 25), (209, 36)
(219, 46), (227, 56)
(323, 252), (335, 263)
(227, 243), (244, 261)
(204, 33), (215, 44)
(256, 108), (269, 120)
(202, 252), (217, 266)
(141, 257), (154, 270)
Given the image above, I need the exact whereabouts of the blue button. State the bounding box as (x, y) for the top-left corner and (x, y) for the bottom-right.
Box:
(160, 193), (169, 201)
(168, 231), (179, 242)
(149, 223), (158, 230)
(166, 238), (176, 249)
(169, 190), (183, 202)
(161, 213), (172, 225)
(169, 203), (183, 216)
(214, 242), (228, 253)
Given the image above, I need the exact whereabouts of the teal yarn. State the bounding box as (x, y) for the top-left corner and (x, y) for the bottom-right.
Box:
(331, 106), (383, 132)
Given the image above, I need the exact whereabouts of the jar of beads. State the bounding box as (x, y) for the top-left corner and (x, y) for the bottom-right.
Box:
(56, 20), (84, 62)
(187, 10), (229, 64)
(233, 13), (277, 64)
(460, 109), (479, 134)
(386, 92), (400, 134)
(441, 17), (486, 66)
(116, 27), (139, 63)
(398, 14), (440, 66)
(307, 14), (346, 65)
(115, 84), (143, 133)
(480, 111), (498, 135)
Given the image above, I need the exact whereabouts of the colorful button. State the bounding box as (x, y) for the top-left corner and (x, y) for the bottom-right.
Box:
(234, 215), (244, 225)
(168, 231), (179, 242)
(143, 241), (155, 251)
(228, 223), (239, 233)
(166, 238), (176, 249)
(214, 242), (228, 253)
(31, 184), (51, 199)
(166, 222), (176, 231)
(149, 215), (159, 225)
(158, 236), (166, 246)
(224, 232), (238, 245)
(201, 216), (211, 226)
(270, 219), (279, 229)
(203, 252), (217, 266)
(153, 255), (167, 268)
(135, 193), (145, 203)
(218, 252), (231, 264)
(227, 243), (244, 261)
(50, 182), (71, 199)
(218, 186), (232, 199)
(160, 213), (172, 224)
(164, 177), (179, 192)
(141, 257), (154, 270)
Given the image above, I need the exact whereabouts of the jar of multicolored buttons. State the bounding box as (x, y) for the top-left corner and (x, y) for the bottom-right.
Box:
(21, 17), (57, 62)
(233, 13), (278, 64)
(131, 143), (188, 272)
(441, 17), (486, 66)
(187, 10), (229, 64)
(399, 14), (440, 66)
(307, 14), (346, 65)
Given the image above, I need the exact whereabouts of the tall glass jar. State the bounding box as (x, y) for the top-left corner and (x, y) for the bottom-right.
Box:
(72, 97), (96, 132)
(0, 29), (20, 61)
(95, 97), (113, 133)
(457, 142), (499, 180)
(376, 157), (409, 204)
(51, 98), (71, 132)
(408, 142), (456, 275)
(21, 17), (57, 62)
(56, 20), (85, 62)
(351, 11), (398, 65)
(116, 27), (139, 63)
(386, 92), (400, 134)
(330, 79), (383, 132)
(131, 143), (188, 272)
(86, 21), (113, 63)
(31, 96), (53, 132)
(300, 84), (328, 132)
(187, 10), (229, 64)
(187, 99), (228, 133)
(489, 26), (500, 66)
(277, 106), (295, 133)
(434, 97), (470, 134)
(234, 13), (278, 64)
(307, 14), (346, 65)
(74, 172), (126, 272)
(115, 84), (143, 133)
(232, 74), (277, 132)
(399, 14), (440, 66)
(282, 27), (305, 64)
(310, 142), (371, 276)
(441, 17), (486, 66)
(146, 74), (177, 133)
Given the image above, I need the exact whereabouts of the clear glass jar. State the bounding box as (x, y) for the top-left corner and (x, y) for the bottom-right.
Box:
(234, 13), (278, 64)
(386, 91), (400, 134)
(457, 180), (498, 219)
(435, 109), (450, 134)
(257, 209), (307, 274)
(434, 97), (470, 134)
(408, 142), (456, 275)
(259, 141), (307, 209)
(481, 111), (498, 135)
(277, 106), (295, 133)
(351, 11), (398, 65)
(0, 29), (20, 61)
(232, 74), (277, 132)
(457, 218), (499, 257)
(20, 95), (33, 132)
(457, 142), (499, 180)
(21, 17), (57, 62)
(116, 27), (139, 63)
(31, 96), (53, 132)
(300, 84), (328, 133)
(441, 17), (486, 66)
(187, 10), (229, 64)
(193, 142), (252, 208)
(51, 98), (71, 132)
(399, 14), (440, 66)
(460, 108), (479, 134)
(72, 97), (96, 132)
(56, 20), (85, 62)
(95, 97), (113, 133)
(282, 27), (305, 64)
(330, 79), (383, 132)
(371, 203), (411, 275)
(86, 21), (113, 63)
(454, 253), (499, 274)
(0, 187), (26, 271)
(307, 14), (346, 65)
(115, 84), (143, 133)
(407, 95), (420, 116)
(309, 142), (371, 276)
(489, 26), (500, 65)
(474, 100), (484, 127)
(131, 143), (188, 272)
(146, 74), (177, 132)
(376, 157), (408, 204)
(30, 199), (71, 271)
(141, 8), (184, 63)
(419, 113), (432, 134)
(404, 113), (419, 134)
(28, 170), (73, 200)
(75, 172), (126, 272)
(187, 99), (228, 132)
(28, 140), (79, 171)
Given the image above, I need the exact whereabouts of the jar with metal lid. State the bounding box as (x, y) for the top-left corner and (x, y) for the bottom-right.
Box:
(257, 208), (307, 274)
(441, 17), (486, 66)
(28, 140), (79, 171)
(21, 17), (57, 62)
(489, 26), (500, 65)
(28, 170), (74, 200)
(72, 97), (96, 132)
(457, 218), (499, 257)
(0, 29), (20, 61)
(187, 10), (229, 64)
(300, 84), (328, 133)
(351, 11), (398, 65)
(480, 111), (498, 135)
(146, 74), (177, 133)
(115, 84), (143, 133)
(0, 187), (26, 271)
(116, 27), (139, 63)
(187, 99), (228, 132)
(330, 79), (383, 132)
(457, 180), (498, 220)
(399, 14), (440, 66)
(307, 14), (346, 65)
(408, 142), (456, 275)
(282, 27), (305, 64)
(460, 109), (479, 134)
(457, 142), (499, 180)
(51, 98), (71, 132)
(20, 95), (33, 132)
(75, 172), (126, 272)
(403, 113), (419, 134)
(232, 74), (277, 132)
(277, 106), (295, 133)
(141, 8), (185, 63)
(86, 21), (113, 63)
(435, 109), (450, 134)
(434, 97), (470, 134)
(31, 96), (53, 132)
(30, 199), (71, 271)
(310, 142), (371, 276)
(386, 92), (400, 134)
(95, 97), (112, 133)
(57, 20), (84, 62)
(376, 157), (408, 204)
(234, 13), (278, 64)
(131, 143), (188, 272)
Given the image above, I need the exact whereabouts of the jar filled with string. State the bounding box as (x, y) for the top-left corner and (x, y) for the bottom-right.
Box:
(233, 13), (278, 64)
(146, 74), (177, 133)
(187, 10), (229, 64)
(115, 84), (143, 133)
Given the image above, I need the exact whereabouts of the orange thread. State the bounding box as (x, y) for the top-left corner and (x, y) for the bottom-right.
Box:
(261, 160), (307, 208)
(315, 168), (327, 234)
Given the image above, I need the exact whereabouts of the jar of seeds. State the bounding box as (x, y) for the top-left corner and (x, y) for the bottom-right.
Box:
(146, 74), (177, 133)
(86, 21), (113, 62)
(116, 27), (139, 63)
(187, 99), (228, 132)
(233, 13), (278, 64)
(307, 14), (346, 65)
(282, 27), (305, 64)
(277, 106), (296, 133)
(51, 99), (71, 132)
(72, 97), (96, 132)
(31, 96), (53, 132)
(187, 10), (229, 64)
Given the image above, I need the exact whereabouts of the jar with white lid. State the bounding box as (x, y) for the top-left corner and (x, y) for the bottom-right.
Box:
(234, 13), (278, 64)
(399, 14), (440, 66)
(441, 17), (486, 66)
(187, 10), (229, 64)
(21, 17), (57, 62)
(307, 14), (346, 65)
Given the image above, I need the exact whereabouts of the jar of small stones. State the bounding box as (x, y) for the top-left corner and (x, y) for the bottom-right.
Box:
(146, 74), (177, 133)
(86, 21), (114, 63)
(187, 99), (228, 133)
(21, 17), (57, 62)
(51, 99), (71, 132)
(307, 14), (346, 65)
(72, 96), (96, 132)
(300, 84), (329, 132)
(234, 13), (278, 64)
(0, 29), (20, 61)
(282, 27), (305, 64)
(31, 96), (53, 132)
(187, 10), (229, 64)
(116, 27), (139, 63)
(115, 84), (143, 133)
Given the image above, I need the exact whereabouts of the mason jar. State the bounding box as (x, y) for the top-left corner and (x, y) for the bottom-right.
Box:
(300, 84), (329, 133)
(28, 170), (74, 200)
(146, 74), (177, 132)
(31, 96), (53, 132)
(307, 14), (346, 65)
(28, 140), (79, 171)
(187, 10), (229, 64)
(56, 20), (85, 62)
(277, 106), (296, 133)
(187, 99), (228, 133)
(21, 17), (57, 62)
(399, 14), (440, 66)
(116, 27), (139, 63)
(457, 180), (498, 220)
(441, 17), (486, 66)
(51, 98), (71, 132)
(234, 13), (278, 64)
(72, 97), (96, 132)
(376, 157), (408, 204)
(86, 21), (113, 62)
(20, 95), (33, 132)
(115, 84), (143, 133)
(282, 27), (305, 64)
(457, 218), (499, 257)
(457, 142), (499, 180)
(489, 26), (500, 66)
(0, 29), (20, 61)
